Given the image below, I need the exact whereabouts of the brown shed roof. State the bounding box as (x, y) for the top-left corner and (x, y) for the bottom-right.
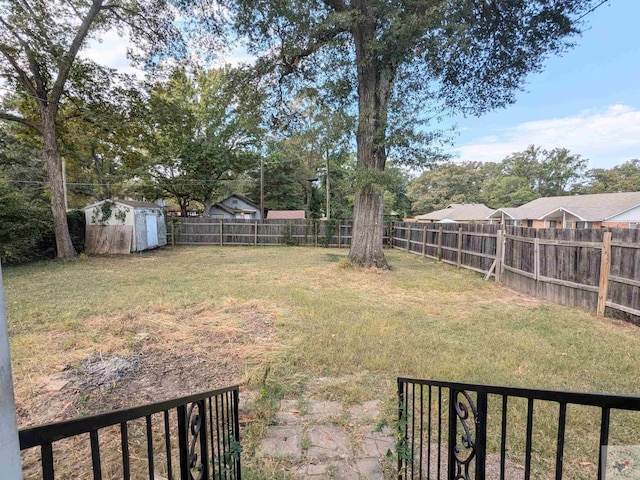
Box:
(267, 210), (306, 220)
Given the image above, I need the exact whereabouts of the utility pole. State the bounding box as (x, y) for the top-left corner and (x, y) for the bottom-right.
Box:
(260, 157), (264, 221)
(325, 147), (330, 220)
(0, 263), (22, 479)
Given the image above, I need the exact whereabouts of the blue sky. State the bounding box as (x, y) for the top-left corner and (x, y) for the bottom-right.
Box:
(85, 0), (639, 170)
(450, 0), (640, 169)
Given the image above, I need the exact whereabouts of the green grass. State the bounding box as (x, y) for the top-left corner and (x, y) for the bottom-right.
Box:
(5, 246), (640, 479)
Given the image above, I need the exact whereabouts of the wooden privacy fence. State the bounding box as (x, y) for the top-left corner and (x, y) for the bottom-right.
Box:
(167, 218), (391, 248)
(391, 222), (640, 325)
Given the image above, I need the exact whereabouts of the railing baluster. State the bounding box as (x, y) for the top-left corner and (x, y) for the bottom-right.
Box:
(397, 378), (405, 479)
(524, 398), (534, 480)
(555, 402), (567, 480)
(90, 430), (102, 480)
(41, 442), (54, 480)
(405, 381), (410, 479)
(411, 382), (416, 478)
(475, 392), (488, 480)
(438, 387), (442, 480)
(146, 415), (155, 480)
(177, 405), (189, 480)
(215, 394), (223, 480)
(164, 410), (173, 479)
(200, 400), (210, 480)
(448, 388), (457, 480)
(500, 395), (508, 480)
(232, 389), (242, 480)
(121, 422), (130, 480)
(597, 407), (611, 480)
(208, 398), (215, 479)
(419, 384), (423, 480)
(226, 391), (234, 479)
(427, 385), (432, 480)
(221, 390), (228, 479)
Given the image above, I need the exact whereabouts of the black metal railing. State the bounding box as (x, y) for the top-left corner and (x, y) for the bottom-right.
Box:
(20, 385), (241, 480)
(397, 378), (640, 480)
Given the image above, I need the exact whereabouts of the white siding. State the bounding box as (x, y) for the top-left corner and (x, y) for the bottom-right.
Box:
(607, 205), (640, 222)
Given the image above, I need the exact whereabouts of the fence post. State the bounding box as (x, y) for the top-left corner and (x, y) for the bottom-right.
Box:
(437, 226), (443, 261)
(457, 227), (463, 268)
(597, 231), (612, 317)
(495, 230), (503, 282)
(315, 221), (318, 247)
(171, 220), (176, 247)
(254, 221), (258, 246)
(338, 220), (342, 248)
(422, 225), (427, 257)
(220, 220), (223, 247)
(407, 224), (412, 252)
(534, 237), (540, 281)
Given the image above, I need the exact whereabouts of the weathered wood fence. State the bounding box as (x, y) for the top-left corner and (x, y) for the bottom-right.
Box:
(391, 222), (640, 325)
(167, 218), (390, 248)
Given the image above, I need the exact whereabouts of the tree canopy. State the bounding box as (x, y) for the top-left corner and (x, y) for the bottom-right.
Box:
(232, 0), (601, 267)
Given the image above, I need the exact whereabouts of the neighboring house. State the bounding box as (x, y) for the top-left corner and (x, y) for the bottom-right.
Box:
(412, 203), (496, 223)
(84, 199), (167, 253)
(266, 210), (306, 220)
(209, 194), (261, 219)
(488, 192), (640, 228)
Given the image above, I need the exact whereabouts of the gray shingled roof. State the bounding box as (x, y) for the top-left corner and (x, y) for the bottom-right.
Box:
(415, 203), (496, 221)
(506, 192), (640, 221)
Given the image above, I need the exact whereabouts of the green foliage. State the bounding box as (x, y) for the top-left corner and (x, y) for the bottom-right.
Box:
(408, 145), (588, 212)
(0, 180), (53, 263)
(579, 159), (640, 194)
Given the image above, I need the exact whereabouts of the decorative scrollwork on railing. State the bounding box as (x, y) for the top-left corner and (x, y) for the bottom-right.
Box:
(187, 401), (204, 480)
(452, 390), (479, 480)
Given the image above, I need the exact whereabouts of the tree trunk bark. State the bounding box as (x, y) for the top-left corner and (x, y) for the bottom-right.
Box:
(348, 8), (392, 268)
(42, 107), (76, 259)
(203, 193), (212, 217)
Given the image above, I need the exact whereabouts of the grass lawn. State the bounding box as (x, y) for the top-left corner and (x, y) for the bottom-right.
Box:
(5, 246), (640, 479)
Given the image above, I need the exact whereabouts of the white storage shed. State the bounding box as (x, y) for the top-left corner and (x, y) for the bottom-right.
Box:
(83, 200), (167, 254)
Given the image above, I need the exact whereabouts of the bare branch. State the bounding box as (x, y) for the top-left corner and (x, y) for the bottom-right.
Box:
(50, 0), (105, 106)
(0, 111), (43, 133)
(0, 42), (39, 97)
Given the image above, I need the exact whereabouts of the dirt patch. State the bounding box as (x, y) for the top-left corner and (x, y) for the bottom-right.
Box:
(16, 299), (278, 428)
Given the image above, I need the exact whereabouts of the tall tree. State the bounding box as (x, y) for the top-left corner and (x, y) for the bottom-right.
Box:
(234, 0), (600, 267)
(579, 159), (640, 194)
(144, 67), (263, 215)
(408, 161), (489, 214)
(0, 0), (186, 258)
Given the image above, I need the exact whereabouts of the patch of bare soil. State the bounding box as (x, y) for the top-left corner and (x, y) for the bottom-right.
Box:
(17, 299), (278, 428)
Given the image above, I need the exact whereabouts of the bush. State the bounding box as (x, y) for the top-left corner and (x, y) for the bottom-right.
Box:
(0, 182), (86, 264)
(0, 182), (53, 263)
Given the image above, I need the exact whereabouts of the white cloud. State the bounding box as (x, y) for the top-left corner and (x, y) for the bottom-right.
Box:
(454, 105), (640, 169)
(81, 31), (141, 75)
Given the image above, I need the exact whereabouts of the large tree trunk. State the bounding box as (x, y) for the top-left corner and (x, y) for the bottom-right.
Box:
(42, 107), (76, 259)
(348, 7), (392, 268)
(203, 192), (212, 217)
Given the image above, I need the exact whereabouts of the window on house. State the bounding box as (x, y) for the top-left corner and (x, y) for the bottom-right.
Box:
(549, 220), (557, 228)
(526, 220), (533, 227)
(576, 221), (592, 229)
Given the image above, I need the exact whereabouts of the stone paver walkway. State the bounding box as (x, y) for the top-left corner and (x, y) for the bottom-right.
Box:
(258, 398), (395, 479)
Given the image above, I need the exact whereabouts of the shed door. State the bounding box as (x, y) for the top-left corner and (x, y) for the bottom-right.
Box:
(146, 214), (158, 248)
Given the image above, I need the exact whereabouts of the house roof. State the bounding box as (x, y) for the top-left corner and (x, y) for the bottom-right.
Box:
(267, 210), (306, 220)
(223, 193), (259, 210)
(504, 192), (640, 221)
(488, 207), (520, 219)
(84, 199), (161, 210)
(414, 203), (496, 221)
